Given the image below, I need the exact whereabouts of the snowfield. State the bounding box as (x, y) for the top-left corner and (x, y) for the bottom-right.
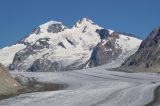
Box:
(0, 66), (160, 106)
(0, 44), (26, 67)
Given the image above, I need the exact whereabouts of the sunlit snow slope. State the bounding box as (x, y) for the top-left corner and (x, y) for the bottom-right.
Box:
(0, 44), (26, 67)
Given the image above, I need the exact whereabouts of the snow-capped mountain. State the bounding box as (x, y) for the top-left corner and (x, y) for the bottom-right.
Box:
(85, 29), (141, 68)
(0, 18), (142, 72)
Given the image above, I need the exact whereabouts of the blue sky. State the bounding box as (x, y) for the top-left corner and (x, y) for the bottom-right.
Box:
(0, 0), (160, 48)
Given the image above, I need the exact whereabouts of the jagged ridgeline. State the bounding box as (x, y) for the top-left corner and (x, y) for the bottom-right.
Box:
(0, 18), (141, 72)
(119, 27), (160, 72)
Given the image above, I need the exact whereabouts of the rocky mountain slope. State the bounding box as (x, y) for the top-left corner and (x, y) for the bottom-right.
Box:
(85, 29), (141, 68)
(120, 27), (160, 72)
(0, 18), (141, 72)
(0, 63), (21, 98)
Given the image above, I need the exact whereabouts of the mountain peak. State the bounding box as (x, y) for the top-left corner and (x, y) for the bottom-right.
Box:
(74, 18), (96, 28)
(78, 18), (94, 24)
(0, 18), (142, 72)
(31, 20), (68, 35)
(40, 20), (63, 27)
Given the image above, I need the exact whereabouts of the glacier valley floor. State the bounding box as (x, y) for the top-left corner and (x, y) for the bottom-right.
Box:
(0, 66), (160, 106)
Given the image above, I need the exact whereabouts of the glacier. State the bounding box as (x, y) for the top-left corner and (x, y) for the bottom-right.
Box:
(0, 66), (159, 106)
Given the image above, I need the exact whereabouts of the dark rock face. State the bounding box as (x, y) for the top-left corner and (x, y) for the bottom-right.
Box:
(121, 27), (160, 72)
(82, 26), (87, 33)
(9, 38), (50, 71)
(28, 59), (63, 72)
(85, 29), (122, 67)
(9, 48), (35, 71)
(28, 57), (85, 72)
(31, 27), (41, 35)
(47, 24), (66, 33)
(58, 42), (66, 49)
(28, 59), (52, 72)
(96, 29), (109, 39)
(30, 38), (50, 49)
(66, 37), (77, 46)
(66, 38), (74, 45)
(50, 61), (63, 71)
(31, 23), (67, 34)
